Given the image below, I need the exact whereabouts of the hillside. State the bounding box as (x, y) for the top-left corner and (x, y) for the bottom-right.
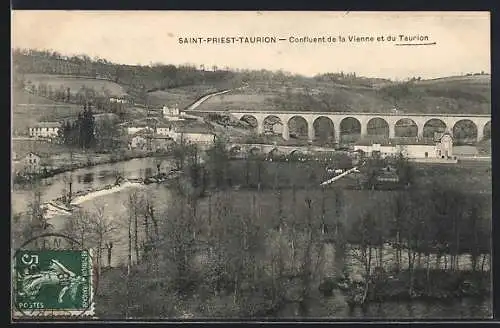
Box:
(25, 74), (129, 97)
(12, 48), (491, 128)
(12, 89), (84, 133)
(198, 74), (491, 115)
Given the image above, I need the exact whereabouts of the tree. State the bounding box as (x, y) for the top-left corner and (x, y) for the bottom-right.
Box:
(88, 205), (118, 279)
(95, 115), (120, 151)
(159, 191), (197, 292)
(62, 209), (92, 248)
(23, 188), (52, 240)
(395, 152), (414, 187)
(77, 104), (96, 149)
(206, 135), (231, 189)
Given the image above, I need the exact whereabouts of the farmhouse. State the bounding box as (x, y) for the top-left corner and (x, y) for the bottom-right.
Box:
(353, 131), (456, 161)
(129, 127), (175, 152)
(129, 129), (153, 151)
(152, 120), (216, 146)
(173, 123), (216, 147)
(29, 122), (61, 139)
(124, 123), (154, 135)
(13, 152), (51, 175)
(155, 123), (174, 136)
(151, 135), (174, 152)
(163, 104), (181, 120)
(377, 165), (400, 183)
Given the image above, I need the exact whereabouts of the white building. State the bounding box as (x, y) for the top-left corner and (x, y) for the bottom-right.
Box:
(109, 97), (129, 104)
(129, 130), (152, 151)
(13, 152), (48, 175)
(29, 122), (61, 139)
(175, 132), (215, 145)
(354, 131), (455, 160)
(125, 124), (154, 135)
(163, 104), (182, 120)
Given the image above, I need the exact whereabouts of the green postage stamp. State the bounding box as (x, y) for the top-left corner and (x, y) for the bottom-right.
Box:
(13, 249), (95, 318)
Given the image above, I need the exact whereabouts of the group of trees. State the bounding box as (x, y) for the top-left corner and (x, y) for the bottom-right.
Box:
(57, 104), (124, 151)
(360, 151), (415, 190)
(24, 81), (71, 102)
(349, 184), (490, 298)
(111, 137), (349, 317)
(12, 48), (240, 99)
(58, 104), (95, 149)
(19, 78), (128, 118)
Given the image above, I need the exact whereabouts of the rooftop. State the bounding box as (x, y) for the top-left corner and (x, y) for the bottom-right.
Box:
(132, 128), (154, 137)
(355, 136), (447, 146)
(32, 122), (61, 128)
(171, 120), (214, 134)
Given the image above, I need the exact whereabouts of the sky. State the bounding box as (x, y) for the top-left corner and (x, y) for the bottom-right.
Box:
(11, 11), (491, 80)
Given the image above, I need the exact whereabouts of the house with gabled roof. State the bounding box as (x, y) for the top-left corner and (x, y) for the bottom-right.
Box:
(12, 151), (52, 175)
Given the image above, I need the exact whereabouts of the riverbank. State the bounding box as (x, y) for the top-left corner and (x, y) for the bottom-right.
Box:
(328, 268), (491, 306)
(12, 150), (166, 185)
(43, 172), (177, 215)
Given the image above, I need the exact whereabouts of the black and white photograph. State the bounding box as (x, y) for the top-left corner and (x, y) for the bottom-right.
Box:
(11, 11), (492, 320)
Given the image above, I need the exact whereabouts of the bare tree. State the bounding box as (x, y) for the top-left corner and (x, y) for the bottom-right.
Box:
(89, 205), (118, 278)
(62, 209), (92, 248)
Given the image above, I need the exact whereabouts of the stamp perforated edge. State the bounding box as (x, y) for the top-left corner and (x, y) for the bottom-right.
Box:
(12, 248), (96, 319)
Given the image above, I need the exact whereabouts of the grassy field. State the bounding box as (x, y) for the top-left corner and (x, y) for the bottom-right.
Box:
(147, 85), (228, 109)
(196, 75), (491, 115)
(227, 157), (491, 192)
(24, 74), (128, 97)
(12, 89), (84, 133)
(411, 160), (491, 194)
(13, 73), (128, 133)
(198, 92), (275, 112)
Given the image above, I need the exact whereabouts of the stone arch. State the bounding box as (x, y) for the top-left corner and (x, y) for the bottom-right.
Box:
(452, 119), (478, 144)
(339, 117), (361, 144)
(287, 116), (309, 140)
(229, 145), (242, 155)
(483, 121), (491, 139)
(239, 114), (258, 131)
(249, 147), (261, 156)
(366, 117), (389, 139)
(395, 118), (418, 138)
(423, 118), (447, 139)
(289, 149), (304, 158)
(313, 116), (335, 145)
(263, 115), (283, 136)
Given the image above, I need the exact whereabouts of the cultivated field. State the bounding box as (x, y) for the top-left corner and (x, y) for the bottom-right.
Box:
(24, 74), (129, 97)
(197, 92), (275, 112)
(12, 89), (83, 133)
(147, 85), (225, 109)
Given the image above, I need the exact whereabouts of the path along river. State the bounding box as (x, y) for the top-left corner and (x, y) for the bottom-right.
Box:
(11, 157), (492, 318)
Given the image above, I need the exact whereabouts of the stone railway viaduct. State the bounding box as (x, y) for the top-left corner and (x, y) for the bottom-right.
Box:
(185, 109), (491, 143)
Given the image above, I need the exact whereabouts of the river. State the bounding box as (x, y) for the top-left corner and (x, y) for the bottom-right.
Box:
(12, 157), (174, 267)
(11, 157), (173, 215)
